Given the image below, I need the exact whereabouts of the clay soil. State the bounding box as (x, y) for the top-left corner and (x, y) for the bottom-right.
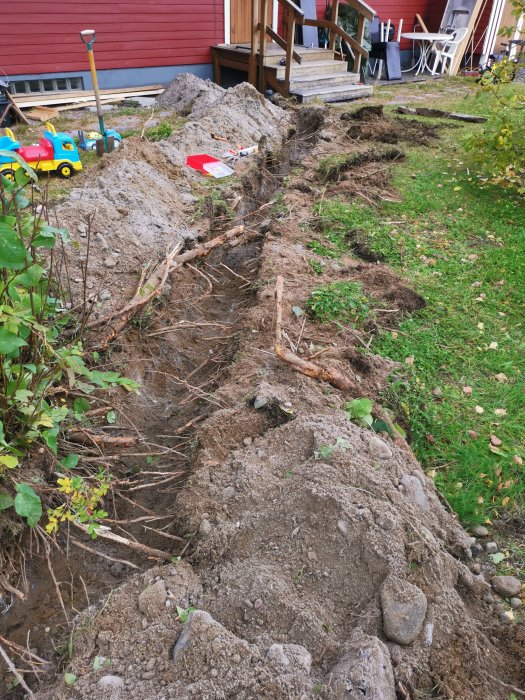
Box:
(0, 77), (524, 700)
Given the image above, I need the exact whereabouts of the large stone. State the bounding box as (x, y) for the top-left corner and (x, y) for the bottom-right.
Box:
(380, 578), (427, 645)
(399, 475), (430, 512)
(492, 576), (522, 598)
(267, 643), (312, 672)
(368, 436), (392, 460)
(327, 635), (396, 699)
(138, 579), (167, 619)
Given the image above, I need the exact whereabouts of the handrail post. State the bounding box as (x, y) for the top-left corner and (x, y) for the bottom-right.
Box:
(249, 0), (259, 86)
(355, 13), (365, 74)
(284, 7), (295, 96)
(329, 0), (340, 51)
(258, 0), (268, 92)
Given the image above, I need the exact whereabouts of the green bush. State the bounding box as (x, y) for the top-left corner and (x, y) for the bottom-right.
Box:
(0, 158), (138, 536)
(466, 1), (525, 193)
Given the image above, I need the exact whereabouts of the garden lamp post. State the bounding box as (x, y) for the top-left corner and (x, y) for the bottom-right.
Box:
(80, 29), (108, 153)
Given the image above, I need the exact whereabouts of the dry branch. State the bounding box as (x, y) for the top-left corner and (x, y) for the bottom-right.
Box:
(274, 276), (356, 393)
(87, 225), (245, 348)
(0, 643), (36, 699)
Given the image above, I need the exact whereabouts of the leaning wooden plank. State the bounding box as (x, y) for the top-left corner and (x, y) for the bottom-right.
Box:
(415, 13), (429, 32)
(6, 93), (30, 124)
(397, 105), (487, 123)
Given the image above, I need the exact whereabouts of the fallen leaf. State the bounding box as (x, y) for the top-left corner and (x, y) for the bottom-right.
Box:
(495, 466), (503, 477)
(495, 373), (507, 382)
(462, 386), (473, 395)
(471, 281), (482, 288)
(475, 294), (486, 301)
(454, 186), (462, 191)
(490, 445), (504, 455)
(391, 331), (398, 339)
(477, 322), (484, 330)
(467, 430), (479, 438)
(490, 435), (502, 446)
(475, 405), (484, 414)
(405, 356), (415, 366)
(467, 254), (477, 261)
(514, 455), (523, 466)
(502, 496), (510, 507)
(425, 434), (435, 444)
(488, 341), (498, 349)
(496, 279), (505, 286)
(494, 408), (507, 416)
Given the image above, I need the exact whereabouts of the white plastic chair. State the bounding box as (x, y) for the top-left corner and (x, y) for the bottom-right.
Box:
(431, 27), (469, 75)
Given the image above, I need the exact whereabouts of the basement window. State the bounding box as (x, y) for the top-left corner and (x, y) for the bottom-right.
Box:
(11, 77), (84, 95)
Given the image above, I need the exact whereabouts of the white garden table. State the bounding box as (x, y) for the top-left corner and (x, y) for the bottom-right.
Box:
(401, 32), (452, 75)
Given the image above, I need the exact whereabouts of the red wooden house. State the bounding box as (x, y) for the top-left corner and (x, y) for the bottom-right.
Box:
(0, 0), (489, 98)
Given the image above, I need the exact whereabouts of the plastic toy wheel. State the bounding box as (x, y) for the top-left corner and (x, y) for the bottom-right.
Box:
(57, 163), (73, 179)
(1, 168), (16, 182)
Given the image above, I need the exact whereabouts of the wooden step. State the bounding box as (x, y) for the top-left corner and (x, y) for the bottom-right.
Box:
(290, 82), (373, 103)
(288, 71), (360, 90)
(270, 59), (349, 79)
(262, 47), (336, 65)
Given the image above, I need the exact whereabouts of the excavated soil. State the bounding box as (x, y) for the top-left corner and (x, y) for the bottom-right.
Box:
(1, 77), (524, 700)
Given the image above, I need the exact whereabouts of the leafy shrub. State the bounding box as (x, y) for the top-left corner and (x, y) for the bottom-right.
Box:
(145, 121), (173, 141)
(466, 1), (525, 193)
(306, 281), (370, 325)
(0, 159), (138, 535)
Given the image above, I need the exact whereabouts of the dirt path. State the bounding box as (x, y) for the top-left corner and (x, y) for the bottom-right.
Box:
(1, 78), (523, 700)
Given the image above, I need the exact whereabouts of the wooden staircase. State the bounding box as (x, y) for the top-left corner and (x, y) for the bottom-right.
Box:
(263, 46), (372, 103)
(212, 0), (375, 103)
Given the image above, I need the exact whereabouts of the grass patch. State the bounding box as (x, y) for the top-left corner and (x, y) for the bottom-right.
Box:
(306, 281), (371, 326)
(319, 80), (525, 525)
(317, 147), (404, 182)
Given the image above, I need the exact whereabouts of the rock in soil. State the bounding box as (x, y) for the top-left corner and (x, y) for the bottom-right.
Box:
(492, 576), (522, 598)
(471, 525), (489, 537)
(380, 577), (428, 645)
(485, 541), (498, 554)
(327, 634), (396, 699)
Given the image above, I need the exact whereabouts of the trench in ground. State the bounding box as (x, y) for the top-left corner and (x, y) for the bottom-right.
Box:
(0, 109), (322, 694)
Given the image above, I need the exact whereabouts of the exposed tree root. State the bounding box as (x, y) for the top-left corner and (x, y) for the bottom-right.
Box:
(87, 224), (245, 348)
(73, 523), (174, 561)
(67, 428), (138, 448)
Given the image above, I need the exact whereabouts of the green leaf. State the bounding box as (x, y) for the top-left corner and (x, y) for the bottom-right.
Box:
(0, 328), (27, 356)
(32, 228), (56, 249)
(0, 493), (15, 510)
(0, 455), (18, 469)
(60, 454), (79, 469)
(93, 656), (111, 671)
(0, 150), (38, 182)
(73, 397), (90, 415)
(345, 398), (373, 420)
(42, 428), (59, 454)
(317, 444), (334, 459)
(64, 673), (77, 686)
(14, 168), (30, 187)
(0, 223), (28, 269)
(16, 264), (43, 288)
(106, 410), (116, 424)
(14, 484), (42, 527)
(490, 552), (506, 565)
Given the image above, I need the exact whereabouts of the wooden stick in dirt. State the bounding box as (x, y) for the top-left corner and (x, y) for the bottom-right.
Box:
(274, 276), (356, 393)
(73, 523), (174, 561)
(87, 224), (245, 348)
(69, 536), (140, 570)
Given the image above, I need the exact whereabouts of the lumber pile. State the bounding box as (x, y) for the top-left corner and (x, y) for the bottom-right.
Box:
(9, 85), (164, 122)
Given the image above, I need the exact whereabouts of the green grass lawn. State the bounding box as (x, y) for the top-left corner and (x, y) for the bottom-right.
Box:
(315, 79), (524, 525)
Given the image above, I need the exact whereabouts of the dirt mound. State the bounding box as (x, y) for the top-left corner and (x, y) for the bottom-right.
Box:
(341, 104), (440, 146)
(156, 72), (225, 117)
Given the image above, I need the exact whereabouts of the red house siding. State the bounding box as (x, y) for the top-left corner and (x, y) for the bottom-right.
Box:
(0, 0), (224, 76)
